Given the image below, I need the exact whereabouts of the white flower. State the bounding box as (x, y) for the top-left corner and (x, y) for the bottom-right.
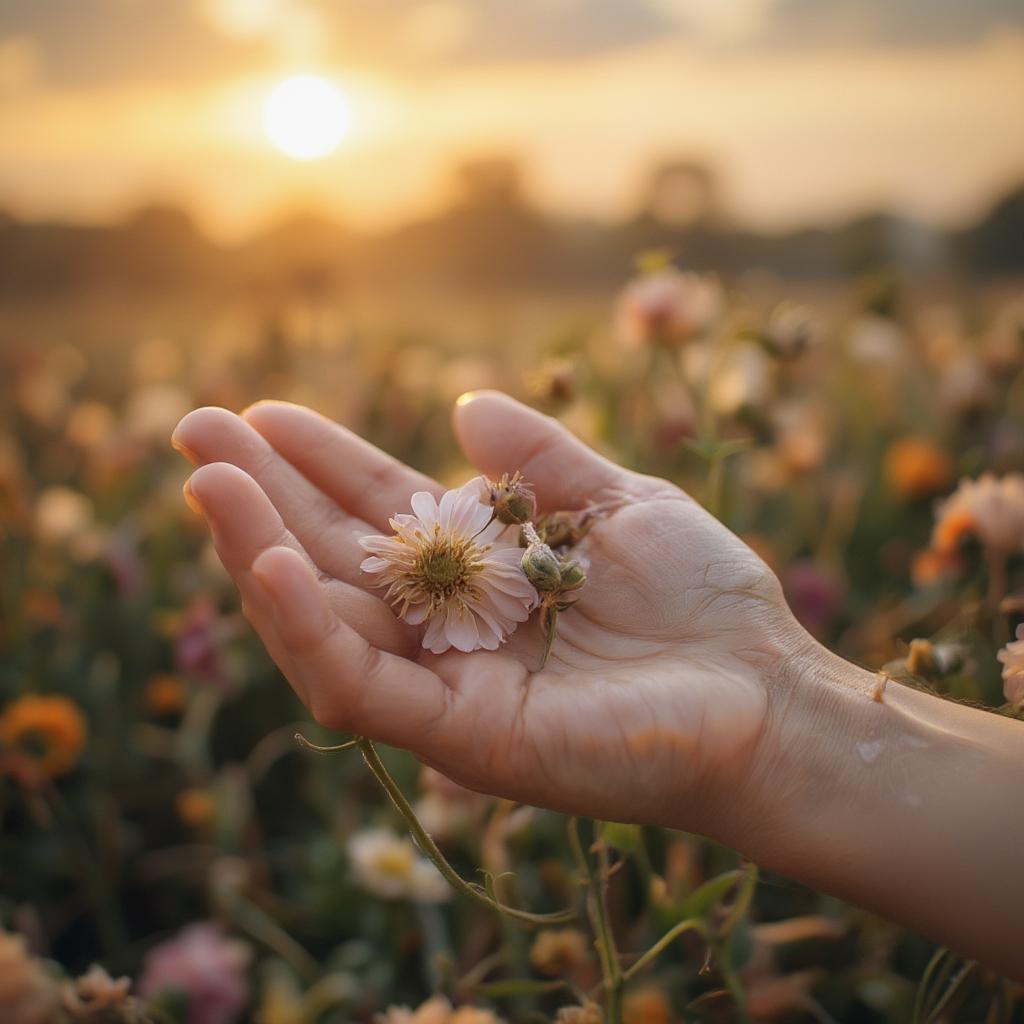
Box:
(347, 828), (451, 903)
(359, 479), (536, 654)
(998, 625), (1024, 709)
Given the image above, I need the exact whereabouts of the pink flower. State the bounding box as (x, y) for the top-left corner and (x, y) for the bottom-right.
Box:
(138, 924), (250, 1024)
(358, 479), (537, 654)
(616, 268), (721, 348)
(998, 624), (1024, 709)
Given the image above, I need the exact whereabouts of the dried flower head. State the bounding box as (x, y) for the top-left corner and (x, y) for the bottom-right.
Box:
(483, 472), (536, 526)
(359, 479), (537, 654)
(528, 927), (591, 977)
(62, 965), (146, 1021)
(905, 639), (968, 678)
(998, 624), (1024, 709)
(932, 473), (1024, 555)
(0, 694), (88, 778)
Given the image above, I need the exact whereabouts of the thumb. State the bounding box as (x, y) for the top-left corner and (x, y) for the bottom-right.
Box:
(452, 390), (632, 510)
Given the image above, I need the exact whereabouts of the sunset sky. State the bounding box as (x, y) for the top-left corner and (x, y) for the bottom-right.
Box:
(2, 0), (1023, 240)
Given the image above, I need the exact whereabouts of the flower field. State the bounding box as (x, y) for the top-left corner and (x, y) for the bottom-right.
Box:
(1, 267), (1022, 1024)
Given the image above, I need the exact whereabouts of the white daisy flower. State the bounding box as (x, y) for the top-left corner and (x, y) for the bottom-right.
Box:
(358, 478), (537, 654)
(346, 828), (450, 903)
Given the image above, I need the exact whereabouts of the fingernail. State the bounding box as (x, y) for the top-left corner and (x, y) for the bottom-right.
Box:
(171, 435), (200, 465)
(182, 478), (206, 518)
(455, 390), (485, 407)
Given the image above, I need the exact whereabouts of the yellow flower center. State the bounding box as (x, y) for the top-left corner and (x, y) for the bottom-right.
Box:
(373, 846), (415, 879)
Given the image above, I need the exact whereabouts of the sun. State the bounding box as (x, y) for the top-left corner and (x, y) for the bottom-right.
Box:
(263, 74), (350, 161)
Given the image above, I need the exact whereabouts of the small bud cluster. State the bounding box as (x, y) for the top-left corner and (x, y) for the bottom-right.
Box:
(520, 521), (589, 668)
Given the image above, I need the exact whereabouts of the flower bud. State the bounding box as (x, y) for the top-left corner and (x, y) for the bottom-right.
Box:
(521, 542), (562, 592)
(487, 472), (536, 526)
(558, 559), (587, 592)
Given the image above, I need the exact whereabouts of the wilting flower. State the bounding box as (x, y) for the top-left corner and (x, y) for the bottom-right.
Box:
(616, 267), (721, 348)
(138, 924), (251, 1024)
(884, 438), (952, 502)
(998, 624), (1024, 709)
(0, 694), (88, 778)
(359, 480), (536, 654)
(347, 828), (450, 903)
(0, 928), (60, 1024)
(482, 472), (536, 526)
(931, 473), (1024, 555)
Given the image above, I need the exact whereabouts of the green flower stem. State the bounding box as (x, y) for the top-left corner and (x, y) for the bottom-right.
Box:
(569, 818), (622, 1024)
(621, 918), (708, 982)
(356, 737), (577, 925)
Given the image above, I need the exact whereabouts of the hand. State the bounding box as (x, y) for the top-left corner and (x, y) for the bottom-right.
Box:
(171, 392), (804, 836)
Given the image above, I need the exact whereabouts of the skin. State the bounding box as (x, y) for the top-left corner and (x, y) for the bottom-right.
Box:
(173, 390), (1024, 981)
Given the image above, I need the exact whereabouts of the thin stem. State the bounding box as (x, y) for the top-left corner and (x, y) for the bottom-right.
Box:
(358, 738), (576, 925)
(569, 819), (622, 1024)
(622, 919), (709, 982)
(294, 732), (359, 755)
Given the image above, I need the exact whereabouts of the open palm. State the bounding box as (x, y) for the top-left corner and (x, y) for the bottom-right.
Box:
(173, 392), (804, 834)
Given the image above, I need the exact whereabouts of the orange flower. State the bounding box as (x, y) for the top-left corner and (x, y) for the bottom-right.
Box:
(623, 988), (672, 1024)
(176, 788), (217, 830)
(0, 695), (87, 778)
(884, 438), (952, 502)
(932, 509), (977, 554)
(145, 674), (187, 716)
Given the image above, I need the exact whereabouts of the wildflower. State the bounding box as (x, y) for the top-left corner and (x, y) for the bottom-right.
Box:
(910, 547), (961, 588)
(347, 828), (450, 903)
(482, 472), (536, 526)
(376, 995), (453, 1024)
(525, 357), (576, 405)
(932, 473), (1024, 555)
(138, 924), (251, 1024)
(884, 438), (952, 502)
(177, 788), (217, 830)
(616, 267), (721, 348)
(622, 988), (671, 1024)
(760, 302), (819, 360)
(555, 1005), (603, 1024)
(528, 928), (591, 977)
(145, 674), (187, 716)
(521, 524), (588, 667)
(904, 639), (969, 678)
(782, 561), (844, 638)
(0, 928), (60, 1024)
(0, 694), (88, 778)
(34, 486), (94, 545)
(709, 341), (772, 417)
(998, 624), (1024, 709)
(62, 964), (145, 1021)
(359, 480), (536, 654)
(174, 596), (228, 685)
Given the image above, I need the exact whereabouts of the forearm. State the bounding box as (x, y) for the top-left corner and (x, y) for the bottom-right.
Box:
(727, 645), (1024, 981)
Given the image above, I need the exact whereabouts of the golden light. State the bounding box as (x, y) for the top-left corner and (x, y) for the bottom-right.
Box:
(263, 74), (350, 161)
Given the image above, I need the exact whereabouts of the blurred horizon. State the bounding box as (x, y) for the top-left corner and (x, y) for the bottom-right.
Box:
(2, 0), (1024, 242)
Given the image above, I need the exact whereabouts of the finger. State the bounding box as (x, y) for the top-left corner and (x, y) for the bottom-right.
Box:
(251, 546), (455, 752)
(172, 407), (372, 584)
(241, 401), (443, 532)
(452, 390), (635, 509)
(186, 462), (415, 656)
